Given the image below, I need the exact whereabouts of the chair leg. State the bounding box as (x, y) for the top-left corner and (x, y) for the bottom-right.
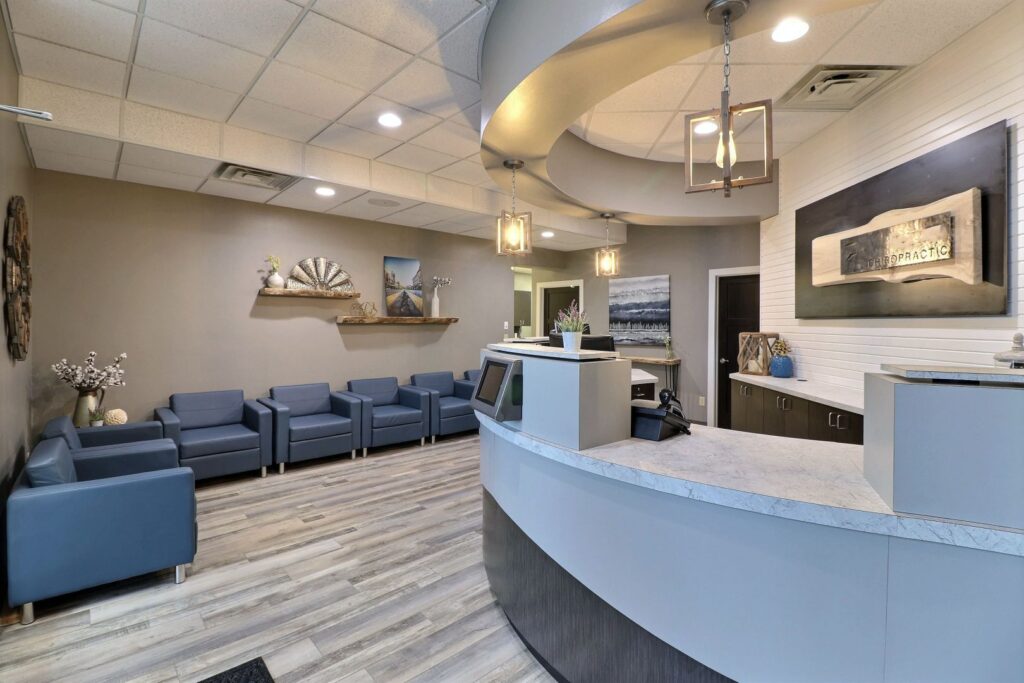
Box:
(420, 436), (425, 446)
(175, 564), (187, 584)
(278, 462), (285, 474)
(431, 435), (436, 444)
(350, 450), (356, 459)
(20, 603), (34, 625)
(362, 447), (367, 458)
(260, 466), (267, 478)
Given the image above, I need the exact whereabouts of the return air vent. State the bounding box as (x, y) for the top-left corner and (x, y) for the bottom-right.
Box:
(213, 163), (299, 191)
(777, 65), (904, 111)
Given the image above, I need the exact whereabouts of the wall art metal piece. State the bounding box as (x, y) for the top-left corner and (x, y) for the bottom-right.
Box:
(795, 121), (1007, 319)
(285, 257), (353, 292)
(608, 274), (670, 345)
(3, 195), (29, 361)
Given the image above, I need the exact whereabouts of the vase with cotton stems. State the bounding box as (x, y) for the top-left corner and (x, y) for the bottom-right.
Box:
(431, 276), (452, 317)
(555, 300), (588, 352)
(51, 351), (128, 427)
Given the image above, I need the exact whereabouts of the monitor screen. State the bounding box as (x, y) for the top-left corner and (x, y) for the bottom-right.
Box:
(475, 360), (508, 406)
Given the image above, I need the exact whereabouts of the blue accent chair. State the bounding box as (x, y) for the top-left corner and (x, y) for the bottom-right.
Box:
(411, 371), (479, 441)
(156, 390), (272, 480)
(7, 437), (196, 624)
(40, 415), (179, 479)
(259, 383), (362, 472)
(344, 377), (431, 453)
(465, 369), (482, 383)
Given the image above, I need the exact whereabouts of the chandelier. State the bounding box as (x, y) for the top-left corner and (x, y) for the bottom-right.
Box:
(496, 160), (532, 255)
(595, 213), (620, 277)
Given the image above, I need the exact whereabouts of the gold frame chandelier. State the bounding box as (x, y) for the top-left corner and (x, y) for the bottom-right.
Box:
(496, 159), (532, 255)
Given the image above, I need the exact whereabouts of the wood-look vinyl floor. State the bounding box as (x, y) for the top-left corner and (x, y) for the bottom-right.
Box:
(0, 435), (553, 683)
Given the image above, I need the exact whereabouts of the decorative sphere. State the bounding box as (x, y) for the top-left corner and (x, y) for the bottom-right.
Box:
(103, 408), (127, 425)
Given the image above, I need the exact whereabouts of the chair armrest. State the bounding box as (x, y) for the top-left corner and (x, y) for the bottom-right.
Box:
(453, 380), (475, 401)
(77, 421), (164, 448)
(258, 398), (290, 465)
(340, 391), (373, 444)
(155, 407), (181, 445)
(398, 386), (431, 437)
(330, 392), (362, 449)
(73, 439), (179, 481)
(420, 388), (440, 436)
(243, 400), (273, 467)
(6, 468), (197, 606)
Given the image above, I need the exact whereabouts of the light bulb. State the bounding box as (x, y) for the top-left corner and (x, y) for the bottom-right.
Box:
(715, 129), (738, 169)
(601, 255), (613, 271)
(505, 222), (520, 246)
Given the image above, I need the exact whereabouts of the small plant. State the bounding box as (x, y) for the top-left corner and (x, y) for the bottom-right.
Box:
(432, 276), (453, 289)
(88, 408), (106, 424)
(554, 300), (588, 333)
(265, 254), (281, 273)
(771, 338), (791, 356)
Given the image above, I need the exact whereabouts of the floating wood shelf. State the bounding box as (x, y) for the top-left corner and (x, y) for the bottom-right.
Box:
(259, 287), (360, 300)
(628, 356), (681, 366)
(336, 316), (459, 325)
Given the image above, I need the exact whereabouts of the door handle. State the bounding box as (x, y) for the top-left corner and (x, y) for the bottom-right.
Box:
(828, 411), (836, 428)
(719, 358), (729, 365)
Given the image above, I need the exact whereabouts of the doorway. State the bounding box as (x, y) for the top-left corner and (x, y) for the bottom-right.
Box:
(512, 267), (533, 337)
(536, 280), (584, 335)
(706, 267), (760, 428)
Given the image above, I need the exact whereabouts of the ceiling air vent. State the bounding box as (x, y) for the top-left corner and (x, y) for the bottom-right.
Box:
(213, 163), (299, 191)
(777, 65), (904, 111)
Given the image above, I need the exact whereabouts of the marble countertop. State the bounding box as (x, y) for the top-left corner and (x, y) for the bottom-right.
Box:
(487, 342), (619, 361)
(479, 417), (1022, 557)
(729, 373), (864, 414)
(881, 364), (1024, 385)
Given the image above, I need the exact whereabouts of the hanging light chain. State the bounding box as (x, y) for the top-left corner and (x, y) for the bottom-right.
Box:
(604, 214), (611, 248)
(510, 165), (517, 214)
(722, 12), (732, 94)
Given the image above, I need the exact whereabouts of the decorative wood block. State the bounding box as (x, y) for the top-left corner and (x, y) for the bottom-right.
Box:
(336, 316), (459, 325)
(259, 288), (360, 300)
(738, 332), (778, 376)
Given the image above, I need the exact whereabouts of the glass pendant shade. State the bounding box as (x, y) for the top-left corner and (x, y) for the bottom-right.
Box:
(496, 209), (532, 255)
(714, 128), (738, 169)
(595, 246), (620, 277)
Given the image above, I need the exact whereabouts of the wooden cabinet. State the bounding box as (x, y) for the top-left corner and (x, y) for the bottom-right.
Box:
(729, 380), (863, 445)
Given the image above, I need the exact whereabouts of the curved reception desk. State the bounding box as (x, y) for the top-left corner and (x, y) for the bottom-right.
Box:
(479, 416), (1024, 683)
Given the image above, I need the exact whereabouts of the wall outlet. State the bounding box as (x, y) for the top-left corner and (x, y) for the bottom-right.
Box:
(698, 395), (706, 407)
(503, 321), (509, 330)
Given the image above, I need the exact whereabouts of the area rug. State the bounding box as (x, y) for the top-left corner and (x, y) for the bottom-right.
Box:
(199, 657), (275, 683)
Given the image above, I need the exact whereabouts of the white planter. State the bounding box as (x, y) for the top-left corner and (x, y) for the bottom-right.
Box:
(90, 420), (104, 427)
(431, 286), (441, 317)
(266, 271), (285, 288)
(562, 331), (582, 352)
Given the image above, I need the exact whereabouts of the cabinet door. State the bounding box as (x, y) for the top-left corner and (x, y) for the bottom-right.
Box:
(729, 380), (745, 430)
(762, 390), (786, 436)
(833, 411), (864, 445)
(743, 384), (764, 434)
(764, 391), (809, 439)
(808, 401), (835, 442)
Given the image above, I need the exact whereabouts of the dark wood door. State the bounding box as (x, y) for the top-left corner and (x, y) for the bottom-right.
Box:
(718, 275), (760, 428)
(543, 286), (579, 335)
(764, 390), (809, 439)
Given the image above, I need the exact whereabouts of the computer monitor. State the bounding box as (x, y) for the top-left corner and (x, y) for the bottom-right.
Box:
(470, 353), (523, 421)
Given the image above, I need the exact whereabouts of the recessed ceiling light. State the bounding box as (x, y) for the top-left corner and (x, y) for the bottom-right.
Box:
(541, 230), (555, 238)
(377, 112), (402, 128)
(693, 120), (719, 136)
(314, 186), (336, 197)
(772, 17), (809, 43)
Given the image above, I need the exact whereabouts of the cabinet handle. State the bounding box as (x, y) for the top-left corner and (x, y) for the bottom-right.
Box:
(836, 413), (848, 430)
(776, 396), (781, 409)
(782, 397), (790, 411)
(828, 411), (836, 428)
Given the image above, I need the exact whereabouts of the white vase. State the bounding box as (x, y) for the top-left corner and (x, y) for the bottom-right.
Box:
(562, 331), (582, 352)
(430, 287), (441, 317)
(266, 271), (285, 288)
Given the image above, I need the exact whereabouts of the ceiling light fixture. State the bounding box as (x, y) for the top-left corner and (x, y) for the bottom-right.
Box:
(314, 186), (336, 197)
(0, 104), (52, 121)
(377, 112), (402, 128)
(685, 0), (773, 197)
(771, 17), (809, 43)
(541, 230), (555, 238)
(496, 160), (532, 256)
(595, 213), (620, 277)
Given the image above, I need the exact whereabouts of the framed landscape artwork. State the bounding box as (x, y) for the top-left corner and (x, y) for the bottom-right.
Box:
(609, 274), (670, 345)
(383, 256), (423, 317)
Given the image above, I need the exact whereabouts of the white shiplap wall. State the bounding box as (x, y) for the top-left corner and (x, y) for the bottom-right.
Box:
(761, 0), (1024, 391)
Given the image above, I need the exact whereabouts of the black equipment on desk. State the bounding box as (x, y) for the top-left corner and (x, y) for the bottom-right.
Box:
(631, 389), (691, 441)
(547, 332), (615, 351)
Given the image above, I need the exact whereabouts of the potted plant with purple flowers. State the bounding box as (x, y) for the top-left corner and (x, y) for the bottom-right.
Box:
(555, 300), (588, 352)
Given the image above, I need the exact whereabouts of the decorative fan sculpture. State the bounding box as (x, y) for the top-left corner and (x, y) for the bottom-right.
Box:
(4, 195), (30, 361)
(285, 256), (354, 292)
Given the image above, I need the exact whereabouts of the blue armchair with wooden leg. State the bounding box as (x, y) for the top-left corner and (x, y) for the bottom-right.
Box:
(411, 371), (479, 442)
(343, 377), (430, 455)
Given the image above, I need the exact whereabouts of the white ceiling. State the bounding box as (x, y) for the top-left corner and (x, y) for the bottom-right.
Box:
(574, 0), (1014, 162)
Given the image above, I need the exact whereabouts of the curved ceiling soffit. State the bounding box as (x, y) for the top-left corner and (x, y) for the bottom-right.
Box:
(479, 0), (874, 226)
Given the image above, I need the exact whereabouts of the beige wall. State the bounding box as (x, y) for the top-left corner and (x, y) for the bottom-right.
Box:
(30, 171), (566, 427)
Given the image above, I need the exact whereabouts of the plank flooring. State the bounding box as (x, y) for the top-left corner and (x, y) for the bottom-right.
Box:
(0, 435), (553, 683)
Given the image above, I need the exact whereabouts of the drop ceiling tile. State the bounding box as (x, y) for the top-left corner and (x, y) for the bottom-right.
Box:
(120, 143), (220, 176)
(128, 66), (239, 121)
(420, 220), (477, 235)
(315, 0), (479, 54)
(724, 5), (874, 65)
(646, 141), (685, 162)
(595, 65), (704, 112)
(385, 203), (468, 229)
(587, 112), (673, 146)
(33, 149), (115, 178)
(117, 163), (205, 192)
(447, 101), (482, 132)
(104, 0), (139, 10)
(198, 178), (280, 202)
(678, 47), (716, 65)
(592, 142), (653, 159)
(24, 125), (120, 160)
(680, 63), (808, 110)
(230, 98), (329, 142)
(249, 62), (365, 120)
(268, 178), (365, 211)
(375, 59), (480, 118)
(337, 95), (442, 141)
(135, 19), (264, 92)
(752, 111), (843, 144)
(19, 78), (121, 138)
(328, 191), (420, 220)
(311, 124), (403, 158)
(8, 0), (136, 60)
(655, 112), (691, 145)
(144, 0), (300, 56)
(371, 161), (425, 198)
(223, 125), (303, 175)
(376, 143), (460, 173)
(304, 145), (370, 187)
(410, 120), (480, 158)
(420, 6), (489, 80)
(123, 101), (221, 158)
(276, 12), (410, 91)
(382, 208), (436, 227)
(432, 158), (492, 186)
(426, 175), (474, 209)
(14, 35), (126, 97)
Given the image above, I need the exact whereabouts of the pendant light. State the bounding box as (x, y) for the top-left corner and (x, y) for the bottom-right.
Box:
(595, 213), (620, 277)
(685, 0), (773, 197)
(496, 159), (532, 255)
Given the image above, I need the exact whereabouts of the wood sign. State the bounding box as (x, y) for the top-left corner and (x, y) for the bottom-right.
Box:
(3, 195), (29, 360)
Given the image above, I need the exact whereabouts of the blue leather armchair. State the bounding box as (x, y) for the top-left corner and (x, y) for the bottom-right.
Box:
(411, 371), (479, 441)
(344, 377), (430, 453)
(259, 383), (362, 472)
(40, 415), (179, 478)
(7, 437), (196, 625)
(156, 390), (272, 480)
(465, 368), (482, 383)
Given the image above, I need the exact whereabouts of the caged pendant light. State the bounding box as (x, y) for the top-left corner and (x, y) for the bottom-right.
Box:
(595, 213), (620, 277)
(496, 160), (533, 255)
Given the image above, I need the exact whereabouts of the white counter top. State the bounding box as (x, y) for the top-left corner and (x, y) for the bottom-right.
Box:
(729, 372), (864, 414)
(881, 364), (1024, 385)
(479, 416), (1023, 557)
(487, 342), (619, 361)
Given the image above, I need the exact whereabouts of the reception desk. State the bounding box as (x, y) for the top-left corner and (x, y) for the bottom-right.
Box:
(480, 416), (1024, 682)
